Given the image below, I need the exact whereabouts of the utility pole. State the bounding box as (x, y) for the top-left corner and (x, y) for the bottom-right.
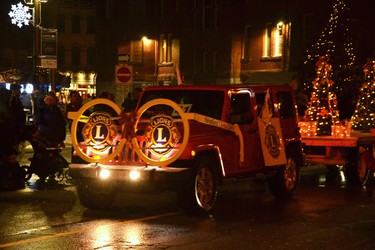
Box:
(34, 0), (42, 92)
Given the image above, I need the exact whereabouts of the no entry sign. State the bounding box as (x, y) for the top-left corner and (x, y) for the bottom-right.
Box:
(116, 66), (132, 84)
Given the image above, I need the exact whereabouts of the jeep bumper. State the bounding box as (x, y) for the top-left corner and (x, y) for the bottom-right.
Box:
(69, 163), (192, 191)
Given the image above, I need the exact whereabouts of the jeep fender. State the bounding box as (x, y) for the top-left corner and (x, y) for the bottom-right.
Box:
(285, 141), (304, 167)
(194, 145), (225, 180)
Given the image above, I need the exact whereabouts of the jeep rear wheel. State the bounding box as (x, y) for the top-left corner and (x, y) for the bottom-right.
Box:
(178, 157), (218, 215)
(358, 160), (371, 186)
(76, 179), (116, 209)
(345, 147), (373, 186)
(357, 148), (373, 186)
(267, 151), (300, 198)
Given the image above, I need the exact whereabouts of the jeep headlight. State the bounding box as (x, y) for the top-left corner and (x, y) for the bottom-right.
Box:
(130, 170), (140, 181)
(99, 169), (110, 179)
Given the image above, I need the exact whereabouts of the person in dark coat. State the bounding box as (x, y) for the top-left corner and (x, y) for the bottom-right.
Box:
(65, 90), (89, 163)
(36, 92), (66, 148)
(0, 87), (14, 155)
(9, 84), (26, 149)
(0, 87), (25, 190)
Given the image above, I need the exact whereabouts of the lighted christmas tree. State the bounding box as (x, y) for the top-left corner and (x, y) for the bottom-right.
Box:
(306, 56), (340, 136)
(302, 0), (360, 120)
(351, 61), (375, 132)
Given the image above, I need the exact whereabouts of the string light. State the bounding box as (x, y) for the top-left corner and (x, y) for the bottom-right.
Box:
(300, 0), (361, 137)
(303, 0), (356, 95)
(351, 61), (375, 132)
(301, 56), (344, 137)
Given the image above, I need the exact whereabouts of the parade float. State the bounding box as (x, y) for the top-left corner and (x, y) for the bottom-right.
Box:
(300, 57), (375, 185)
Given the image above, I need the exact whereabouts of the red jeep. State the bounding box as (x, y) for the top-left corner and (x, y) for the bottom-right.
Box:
(68, 84), (303, 214)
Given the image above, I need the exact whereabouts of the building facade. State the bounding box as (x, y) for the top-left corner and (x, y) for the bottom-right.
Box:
(0, 0), (96, 104)
(95, 0), (375, 106)
(1, 0), (374, 108)
(44, 0), (97, 101)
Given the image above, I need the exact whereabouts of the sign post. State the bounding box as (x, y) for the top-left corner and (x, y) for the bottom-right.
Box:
(115, 65), (132, 84)
(40, 28), (57, 69)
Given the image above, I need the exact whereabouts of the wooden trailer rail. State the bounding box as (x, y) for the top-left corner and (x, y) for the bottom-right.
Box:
(302, 133), (375, 166)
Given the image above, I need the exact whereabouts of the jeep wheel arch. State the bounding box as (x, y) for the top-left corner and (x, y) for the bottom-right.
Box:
(267, 147), (301, 198)
(177, 156), (218, 215)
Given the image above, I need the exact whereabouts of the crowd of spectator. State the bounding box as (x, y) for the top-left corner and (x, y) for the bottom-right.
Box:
(1, 84), (141, 190)
(1, 85), (67, 190)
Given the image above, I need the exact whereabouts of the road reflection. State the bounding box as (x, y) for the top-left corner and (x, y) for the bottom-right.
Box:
(1, 164), (375, 249)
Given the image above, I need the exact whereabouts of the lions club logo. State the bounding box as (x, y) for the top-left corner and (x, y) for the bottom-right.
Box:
(82, 112), (117, 152)
(264, 124), (281, 158)
(144, 114), (180, 156)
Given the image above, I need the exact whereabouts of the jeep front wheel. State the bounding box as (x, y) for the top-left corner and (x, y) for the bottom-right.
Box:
(267, 151), (300, 198)
(76, 179), (116, 209)
(177, 157), (218, 215)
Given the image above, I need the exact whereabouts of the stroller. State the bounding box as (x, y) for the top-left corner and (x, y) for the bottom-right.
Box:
(22, 125), (71, 183)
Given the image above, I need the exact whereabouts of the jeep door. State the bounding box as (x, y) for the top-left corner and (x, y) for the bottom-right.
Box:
(228, 91), (263, 173)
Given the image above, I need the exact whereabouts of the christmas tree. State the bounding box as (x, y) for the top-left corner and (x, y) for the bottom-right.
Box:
(351, 61), (375, 132)
(306, 56), (340, 136)
(302, 0), (360, 120)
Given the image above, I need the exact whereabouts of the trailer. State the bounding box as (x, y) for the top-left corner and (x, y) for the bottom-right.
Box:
(302, 132), (375, 185)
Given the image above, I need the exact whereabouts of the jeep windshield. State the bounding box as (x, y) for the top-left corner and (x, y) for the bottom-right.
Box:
(138, 90), (225, 119)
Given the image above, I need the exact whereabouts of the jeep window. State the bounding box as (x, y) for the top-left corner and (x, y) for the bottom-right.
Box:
(277, 91), (295, 119)
(230, 93), (253, 124)
(139, 90), (224, 119)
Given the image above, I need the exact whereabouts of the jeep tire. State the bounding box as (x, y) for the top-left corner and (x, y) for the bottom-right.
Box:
(76, 179), (116, 209)
(177, 157), (218, 215)
(267, 149), (300, 198)
(344, 148), (374, 186)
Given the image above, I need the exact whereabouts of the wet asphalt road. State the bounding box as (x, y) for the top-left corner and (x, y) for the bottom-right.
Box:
(1, 132), (375, 249)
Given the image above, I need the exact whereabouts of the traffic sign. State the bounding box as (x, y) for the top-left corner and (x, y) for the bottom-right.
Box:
(116, 66), (132, 84)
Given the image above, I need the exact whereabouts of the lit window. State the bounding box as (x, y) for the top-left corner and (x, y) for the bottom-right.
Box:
(159, 34), (172, 63)
(263, 22), (284, 58)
